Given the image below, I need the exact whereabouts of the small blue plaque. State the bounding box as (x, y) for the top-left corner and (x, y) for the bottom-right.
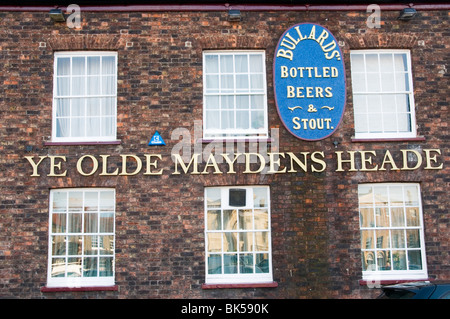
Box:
(148, 131), (165, 146)
(274, 23), (346, 141)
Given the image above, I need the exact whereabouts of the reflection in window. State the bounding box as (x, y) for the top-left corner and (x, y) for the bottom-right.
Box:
(358, 183), (427, 281)
(48, 188), (115, 287)
(205, 186), (272, 284)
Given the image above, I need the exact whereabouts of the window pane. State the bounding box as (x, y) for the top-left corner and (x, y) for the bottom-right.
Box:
(249, 54), (263, 72)
(67, 235), (82, 255)
(239, 232), (253, 251)
(223, 210), (237, 230)
(57, 77), (70, 96)
(223, 233), (237, 252)
(392, 230), (405, 248)
(255, 232), (269, 251)
(52, 214), (66, 233)
(407, 229), (421, 248)
(206, 188), (221, 208)
(207, 233), (222, 252)
(361, 230), (374, 249)
(360, 208), (374, 228)
(256, 253), (269, 273)
(391, 208), (405, 227)
(406, 207), (420, 226)
(72, 57), (85, 75)
(102, 56), (116, 75)
(83, 257), (97, 277)
(220, 55), (233, 73)
(52, 235), (66, 256)
(72, 98), (85, 116)
(235, 55), (248, 73)
(207, 210), (221, 230)
(99, 212), (114, 233)
(51, 258), (66, 277)
(223, 254), (237, 274)
(392, 250), (407, 270)
(57, 57), (70, 76)
(68, 213), (82, 233)
(87, 76), (101, 95)
(99, 257), (114, 276)
(205, 55), (218, 73)
(84, 213), (98, 233)
(236, 111), (249, 129)
(53, 192), (67, 212)
(408, 251), (422, 270)
(208, 254), (221, 274)
(254, 209), (269, 230)
(239, 210), (253, 230)
(72, 76), (85, 95)
(87, 56), (100, 75)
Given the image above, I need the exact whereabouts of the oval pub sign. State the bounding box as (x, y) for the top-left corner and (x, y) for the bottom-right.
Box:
(274, 23), (346, 141)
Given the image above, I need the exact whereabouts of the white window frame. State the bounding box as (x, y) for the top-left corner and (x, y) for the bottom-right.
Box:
(202, 50), (268, 139)
(350, 49), (417, 139)
(204, 186), (272, 284)
(47, 188), (115, 288)
(52, 51), (118, 143)
(358, 183), (428, 282)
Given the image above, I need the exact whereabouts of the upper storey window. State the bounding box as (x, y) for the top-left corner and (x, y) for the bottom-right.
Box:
(350, 50), (416, 139)
(203, 51), (268, 139)
(53, 52), (117, 143)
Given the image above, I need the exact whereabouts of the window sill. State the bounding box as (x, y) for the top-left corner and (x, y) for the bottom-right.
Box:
(202, 282), (278, 289)
(359, 278), (431, 286)
(44, 140), (121, 146)
(351, 136), (425, 143)
(41, 285), (118, 293)
(198, 137), (274, 144)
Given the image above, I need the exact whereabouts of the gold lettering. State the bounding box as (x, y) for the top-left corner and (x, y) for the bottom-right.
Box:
(120, 155), (142, 176)
(286, 152), (309, 172)
(77, 155), (98, 176)
(24, 155), (47, 177)
(424, 149), (443, 169)
(48, 156), (67, 177)
(268, 152), (286, 174)
(144, 154), (163, 175)
(243, 153), (265, 174)
(379, 150), (399, 171)
(172, 153), (200, 175)
(335, 151), (357, 172)
(99, 155), (119, 176)
(221, 153), (241, 174)
(311, 151), (326, 172)
(359, 151), (378, 171)
(400, 149), (422, 170)
(202, 153), (222, 174)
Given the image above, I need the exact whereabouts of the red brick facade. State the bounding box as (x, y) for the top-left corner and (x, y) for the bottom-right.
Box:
(0, 3), (448, 299)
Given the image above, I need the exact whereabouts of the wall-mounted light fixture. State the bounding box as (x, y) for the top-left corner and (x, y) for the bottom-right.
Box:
(49, 8), (66, 22)
(398, 8), (417, 20)
(228, 9), (241, 22)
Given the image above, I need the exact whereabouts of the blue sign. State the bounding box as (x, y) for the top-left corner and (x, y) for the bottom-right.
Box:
(274, 23), (346, 141)
(148, 131), (165, 146)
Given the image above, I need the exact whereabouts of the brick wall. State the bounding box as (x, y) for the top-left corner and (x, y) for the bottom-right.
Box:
(0, 7), (448, 298)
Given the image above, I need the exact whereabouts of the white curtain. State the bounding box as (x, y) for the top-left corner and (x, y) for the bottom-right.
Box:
(55, 54), (116, 139)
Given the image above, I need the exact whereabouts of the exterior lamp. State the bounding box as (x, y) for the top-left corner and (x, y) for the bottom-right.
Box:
(228, 9), (241, 22)
(398, 8), (417, 20)
(49, 8), (66, 22)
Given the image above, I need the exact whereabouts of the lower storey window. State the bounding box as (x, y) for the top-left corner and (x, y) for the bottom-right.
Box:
(205, 186), (272, 284)
(47, 188), (115, 287)
(358, 183), (427, 281)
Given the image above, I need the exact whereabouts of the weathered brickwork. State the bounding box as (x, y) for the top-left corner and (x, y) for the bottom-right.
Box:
(0, 7), (448, 299)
